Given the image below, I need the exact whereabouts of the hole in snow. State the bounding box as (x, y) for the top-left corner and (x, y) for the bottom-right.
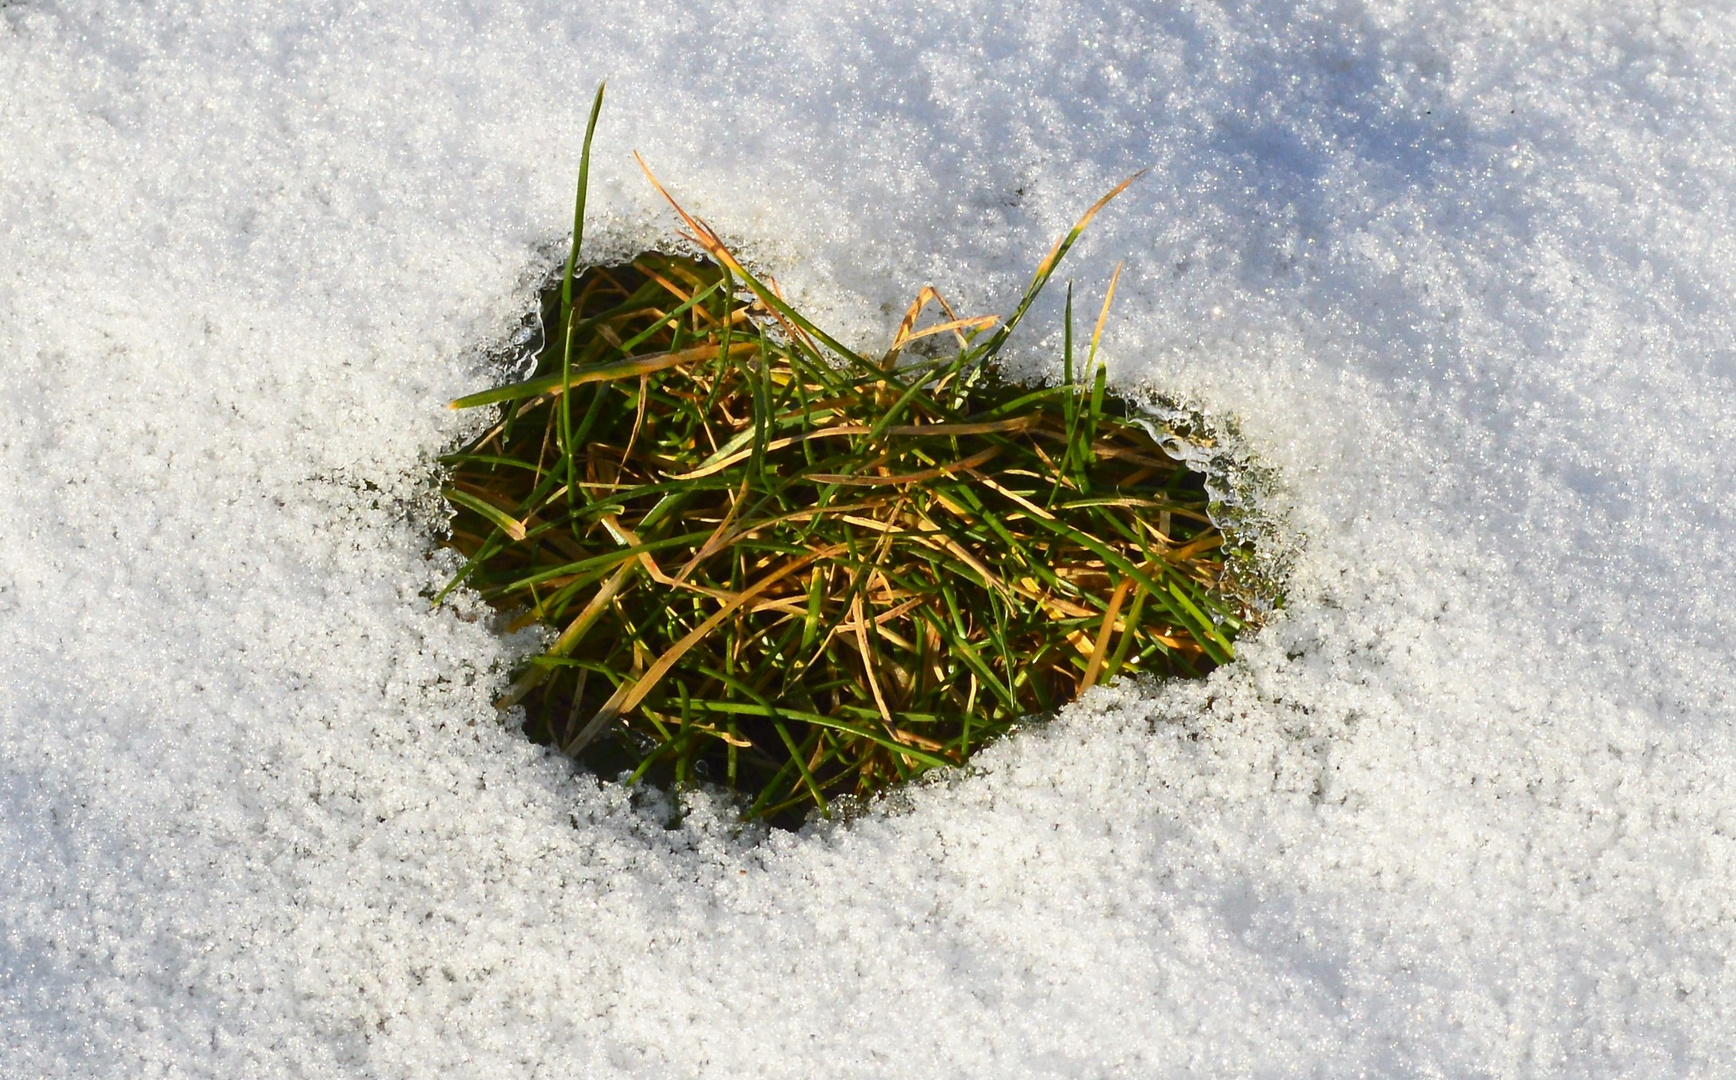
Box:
(436, 251), (1280, 829)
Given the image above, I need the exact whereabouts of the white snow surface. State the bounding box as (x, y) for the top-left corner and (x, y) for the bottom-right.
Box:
(4, 0), (1736, 1075)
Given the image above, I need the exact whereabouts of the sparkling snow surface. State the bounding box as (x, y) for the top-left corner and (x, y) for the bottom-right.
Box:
(5, 1), (1736, 1075)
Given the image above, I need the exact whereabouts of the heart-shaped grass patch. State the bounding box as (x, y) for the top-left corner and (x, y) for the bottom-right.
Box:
(436, 89), (1269, 825)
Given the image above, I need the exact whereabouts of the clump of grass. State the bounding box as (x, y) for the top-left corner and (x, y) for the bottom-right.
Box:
(437, 88), (1258, 825)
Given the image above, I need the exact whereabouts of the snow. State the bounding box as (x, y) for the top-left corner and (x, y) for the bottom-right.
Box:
(4, 0), (1736, 1074)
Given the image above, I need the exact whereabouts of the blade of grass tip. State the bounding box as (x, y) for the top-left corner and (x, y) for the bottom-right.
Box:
(885, 285), (943, 365)
(560, 82), (607, 323)
(633, 152), (876, 373)
(444, 487), (526, 541)
(448, 341), (755, 409)
(884, 288), (994, 363)
(924, 287), (986, 352)
(980, 168), (1148, 360)
(1086, 260), (1123, 372)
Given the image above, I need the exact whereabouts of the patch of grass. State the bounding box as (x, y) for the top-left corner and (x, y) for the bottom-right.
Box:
(437, 88), (1261, 825)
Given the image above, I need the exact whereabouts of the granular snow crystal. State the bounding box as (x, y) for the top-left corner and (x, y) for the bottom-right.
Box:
(4, 1), (1736, 1076)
